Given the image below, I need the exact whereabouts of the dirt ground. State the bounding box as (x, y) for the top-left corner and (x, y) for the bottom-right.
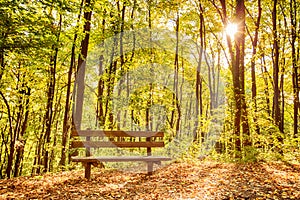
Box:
(1, 161), (300, 199)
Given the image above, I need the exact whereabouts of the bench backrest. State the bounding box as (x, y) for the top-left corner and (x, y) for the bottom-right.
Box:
(71, 130), (165, 148)
(70, 130), (166, 157)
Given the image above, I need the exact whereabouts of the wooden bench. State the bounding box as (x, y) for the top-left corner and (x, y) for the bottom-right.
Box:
(70, 130), (171, 179)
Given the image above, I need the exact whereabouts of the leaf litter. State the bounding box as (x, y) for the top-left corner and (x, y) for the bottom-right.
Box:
(0, 161), (299, 199)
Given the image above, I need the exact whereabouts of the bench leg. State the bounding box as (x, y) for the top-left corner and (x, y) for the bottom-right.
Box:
(85, 163), (91, 180)
(147, 162), (153, 175)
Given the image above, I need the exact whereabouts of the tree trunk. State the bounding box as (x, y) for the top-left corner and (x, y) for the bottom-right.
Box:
(193, 4), (204, 142)
(42, 13), (62, 173)
(174, 11), (181, 133)
(59, 0), (84, 168)
(74, 0), (93, 130)
(260, 53), (271, 116)
(43, 47), (57, 173)
(250, 0), (262, 134)
(96, 15), (106, 128)
(0, 91), (14, 178)
(290, 0), (299, 138)
(220, 0), (250, 153)
(117, 3), (126, 130)
(13, 85), (30, 177)
(272, 0), (282, 134)
(237, 0), (250, 147)
(0, 48), (4, 81)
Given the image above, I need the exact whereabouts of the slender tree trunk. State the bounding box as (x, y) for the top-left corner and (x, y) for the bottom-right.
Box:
(96, 12), (106, 128)
(117, 3), (126, 130)
(279, 8), (289, 134)
(250, 0), (262, 134)
(290, 0), (299, 138)
(74, 0), (93, 130)
(42, 13), (62, 173)
(174, 11), (181, 133)
(236, 0), (250, 147)
(13, 86), (30, 177)
(0, 128), (7, 178)
(11, 71), (23, 177)
(103, 6), (121, 129)
(1, 91), (14, 178)
(261, 54), (271, 116)
(59, 0), (84, 168)
(193, 4), (204, 142)
(104, 55), (117, 129)
(0, 48), (4, 81)
(43, 47), (57, 173)
(272, 0), (282, 134)
(127, 1), (136, 130)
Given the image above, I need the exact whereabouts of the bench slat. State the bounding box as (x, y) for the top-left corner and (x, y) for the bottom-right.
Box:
(71, 130), (164, 137)
(71, 156), (172, 162)
(72, 141), (165, 148)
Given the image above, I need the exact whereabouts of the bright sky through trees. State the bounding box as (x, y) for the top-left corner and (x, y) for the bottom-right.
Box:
(225, 23), (238, 39)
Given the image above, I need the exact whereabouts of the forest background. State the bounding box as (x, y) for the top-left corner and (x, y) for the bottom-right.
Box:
(0, 0), (299, 179)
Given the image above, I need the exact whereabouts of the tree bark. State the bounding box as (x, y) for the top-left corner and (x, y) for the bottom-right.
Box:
(0, 48), (4, 81)
(174, 11), (181, 133)
(250, 0), (262, 134)
(193, 3), (204, 142)
(220, 0), (250, 153)
(272, 0), (282, 134)
(1, 91), (14, 178)
(59, 0), (84, 168)
(116, 3), (126, 130)
(42, 13), (62, 173)
(13, 85), (30, 177)
(290, 0), (299, 138)
(96, 14), (106, 128)
(237, 0), (250, 147)
(74, 0), (93, 130)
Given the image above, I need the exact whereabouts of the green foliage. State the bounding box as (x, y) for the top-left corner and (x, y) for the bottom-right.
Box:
(1, 0), (300, 179)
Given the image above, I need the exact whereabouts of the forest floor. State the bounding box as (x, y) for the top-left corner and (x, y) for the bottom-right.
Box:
(0, 160), (300, 200)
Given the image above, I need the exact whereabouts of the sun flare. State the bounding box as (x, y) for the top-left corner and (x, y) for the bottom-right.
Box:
(225, 23), (238, 39)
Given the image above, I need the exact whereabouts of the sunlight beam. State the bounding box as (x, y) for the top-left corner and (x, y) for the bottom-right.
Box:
(225, 23), (238, 39)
